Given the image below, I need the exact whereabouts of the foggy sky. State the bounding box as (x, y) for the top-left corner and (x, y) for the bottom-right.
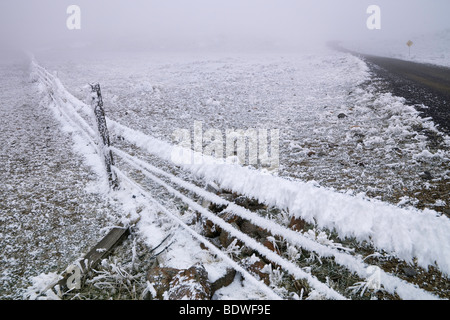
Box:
(1, 0), (449, 51)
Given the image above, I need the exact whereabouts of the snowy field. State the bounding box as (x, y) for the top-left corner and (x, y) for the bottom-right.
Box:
(0, 57), (123, 299)
(38, 47), (450, 210)
(2, 46), (450, 300)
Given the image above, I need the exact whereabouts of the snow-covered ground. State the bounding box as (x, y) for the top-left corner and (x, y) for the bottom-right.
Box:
(343, 29), (450, 68)
(2, 45), (450, 299)
(0, 57), (124, 299)
(37, 47), (450, 210)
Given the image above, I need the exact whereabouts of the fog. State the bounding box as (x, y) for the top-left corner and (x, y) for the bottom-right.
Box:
(0, 0), (449, 52)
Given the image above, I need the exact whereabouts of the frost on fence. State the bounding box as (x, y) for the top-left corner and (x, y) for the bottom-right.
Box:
(90, 83), (119, 190)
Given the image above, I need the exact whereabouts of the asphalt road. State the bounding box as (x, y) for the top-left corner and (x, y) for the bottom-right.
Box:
(330, 43), (450, 134)
(361, 54), (450, 134)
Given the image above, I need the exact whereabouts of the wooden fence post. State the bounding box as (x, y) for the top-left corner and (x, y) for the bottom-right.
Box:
(90, 83), (119, 190)
(54, 227), (130, 296)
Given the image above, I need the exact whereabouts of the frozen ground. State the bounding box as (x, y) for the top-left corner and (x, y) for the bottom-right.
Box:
(1, 46), (449, 299)
(0, 57), (123, 299)
(342, 29), (450, 68)
(38, 47), (450, 212)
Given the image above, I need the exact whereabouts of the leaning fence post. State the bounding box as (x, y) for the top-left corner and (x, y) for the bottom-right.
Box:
(90, 82), (119, 190)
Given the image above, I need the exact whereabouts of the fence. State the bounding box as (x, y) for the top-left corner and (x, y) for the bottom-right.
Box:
(30, 60), (444, 300)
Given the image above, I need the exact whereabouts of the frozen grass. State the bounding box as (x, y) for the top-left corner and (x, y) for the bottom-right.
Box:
(342, 29), (450, 68)
(37, 49), (449, 213)
(9, 47), (450, 299)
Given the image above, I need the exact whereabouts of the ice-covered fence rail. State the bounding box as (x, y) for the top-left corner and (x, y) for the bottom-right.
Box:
(90, 83), (119, 190)
(30, 60), (450, 277)
(30, 65), (343, 298)
(111, 147), (440, 300)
